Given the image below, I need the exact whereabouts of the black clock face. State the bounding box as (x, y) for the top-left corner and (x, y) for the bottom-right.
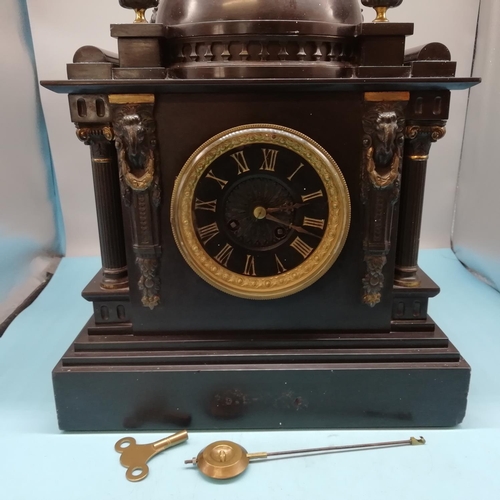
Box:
(192, 143), (330, 279)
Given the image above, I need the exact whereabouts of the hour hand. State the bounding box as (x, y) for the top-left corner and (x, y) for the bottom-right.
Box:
(267, 202), (309, 214)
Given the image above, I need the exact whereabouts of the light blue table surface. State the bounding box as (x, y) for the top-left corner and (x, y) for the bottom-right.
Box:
(1, 249), (499, 499)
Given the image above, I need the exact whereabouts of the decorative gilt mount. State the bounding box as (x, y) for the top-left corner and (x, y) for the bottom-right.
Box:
(361, 93), (408, 306)
(111, 94), (161, 310)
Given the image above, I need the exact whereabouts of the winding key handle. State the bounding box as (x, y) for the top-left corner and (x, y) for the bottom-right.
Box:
(116, 430), (188, 482)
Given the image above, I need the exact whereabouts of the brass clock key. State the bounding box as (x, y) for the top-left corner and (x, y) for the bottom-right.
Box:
(116, 430), (188, 481)
(185, 436), (426, 480)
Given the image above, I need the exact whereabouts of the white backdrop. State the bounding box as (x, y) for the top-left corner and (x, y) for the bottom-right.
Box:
(27, 0), (480, 256)
(0, 0), (61, 322)
(453, 0), (500, 291)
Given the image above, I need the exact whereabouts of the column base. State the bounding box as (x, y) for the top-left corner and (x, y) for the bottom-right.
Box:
(101, 266), (129, 290)
(395, 265), (421, 287)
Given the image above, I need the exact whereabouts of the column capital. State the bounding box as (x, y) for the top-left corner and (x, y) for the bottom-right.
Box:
(76, 125), (114, 145)
(405, 124), (446, 141)
(404, 123), (447, 161)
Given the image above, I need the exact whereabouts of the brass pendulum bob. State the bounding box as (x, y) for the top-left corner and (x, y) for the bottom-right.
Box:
(185, 436), (426, 480)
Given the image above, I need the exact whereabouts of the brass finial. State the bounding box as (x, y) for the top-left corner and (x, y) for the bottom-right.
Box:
(118, 0), (159, 24)
(361, 0), (404, 23)
(374, 6), (389, 22)
(134, 9), (147, 23)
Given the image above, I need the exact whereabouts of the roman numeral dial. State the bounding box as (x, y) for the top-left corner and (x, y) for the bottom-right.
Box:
(206, 170), (228, 189)
(290, 237), (314, 259)
(260, 149), (279, 172)
(303, 217), (325, 230)
(195, 198), (217, 212)
(244, 255), (257, 276)
(198, 222), (219, 245)
(275, 255), (287, 274)
(173, 125), (350, 299)
(215, 244), (234, 267)
(231, 151), (250, 175)
(191, 141), (331, 279)
(301, 190), (324, 202)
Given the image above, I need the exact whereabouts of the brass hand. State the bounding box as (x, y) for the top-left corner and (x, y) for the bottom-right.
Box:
(267, 202), (309, 214)
(265, 213), (322, 240)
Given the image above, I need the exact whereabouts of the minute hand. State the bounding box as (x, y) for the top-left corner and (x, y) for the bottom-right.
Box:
(265, 213), (322, 240)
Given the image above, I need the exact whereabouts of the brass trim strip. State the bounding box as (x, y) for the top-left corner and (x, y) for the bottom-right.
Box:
(394, 278), (421, 288)
(109, 94), (155, 105)
(104, 266), (129, 276)
(396, 265), (419, 273)
(93, 158), (112, 163)
(364, 92), (410, 102)
(408, 155), (429, 161)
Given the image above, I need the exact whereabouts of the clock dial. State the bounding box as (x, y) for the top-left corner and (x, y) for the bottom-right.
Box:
(171, 124), (351, 300)
(193, 146), (329, 278)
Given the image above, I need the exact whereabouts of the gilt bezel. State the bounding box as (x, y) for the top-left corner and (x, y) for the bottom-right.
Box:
(171, 124), (351, 300)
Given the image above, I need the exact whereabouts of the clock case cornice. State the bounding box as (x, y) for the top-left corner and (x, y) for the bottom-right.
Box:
(43, 77), (480, 95)
(41, 15), (480, 89)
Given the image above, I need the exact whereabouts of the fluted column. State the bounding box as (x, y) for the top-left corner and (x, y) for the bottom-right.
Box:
(395, 122), (446, 287)
(77, 125), (128, 289)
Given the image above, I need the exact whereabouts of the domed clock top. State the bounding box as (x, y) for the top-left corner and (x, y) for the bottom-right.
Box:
(118, 0), (407, 26)
(156, 0), (363, 27)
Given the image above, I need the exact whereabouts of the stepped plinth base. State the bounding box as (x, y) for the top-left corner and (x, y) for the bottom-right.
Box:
(53, 320), (470, 431)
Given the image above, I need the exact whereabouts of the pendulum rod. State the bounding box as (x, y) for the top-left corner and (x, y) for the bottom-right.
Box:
(185, 436), (426, 479)
(260, 436), (424, 459)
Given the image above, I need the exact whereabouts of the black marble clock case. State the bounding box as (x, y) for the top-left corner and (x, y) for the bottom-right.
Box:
(49, 85), (472, 432)
(137, 93), (389, 332)
(43, 16), (479, 431)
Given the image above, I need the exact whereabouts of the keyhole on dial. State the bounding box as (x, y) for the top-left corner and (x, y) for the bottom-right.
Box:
(275, 228), (286, 239)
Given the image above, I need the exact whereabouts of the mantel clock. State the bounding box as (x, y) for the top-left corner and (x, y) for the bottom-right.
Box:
(42, 0), (480, 431)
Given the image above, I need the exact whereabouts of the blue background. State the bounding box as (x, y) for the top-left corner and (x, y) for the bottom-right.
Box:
(1, 249), (499, 499)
